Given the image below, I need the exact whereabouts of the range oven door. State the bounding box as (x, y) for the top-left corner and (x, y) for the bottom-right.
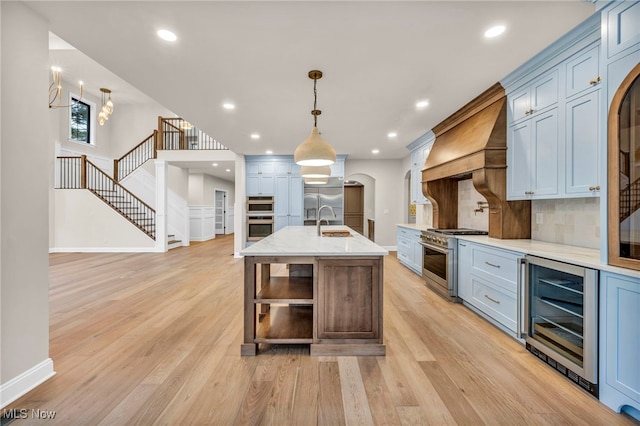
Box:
(246, 216), (274, 241)
(420, 241), (455, 300)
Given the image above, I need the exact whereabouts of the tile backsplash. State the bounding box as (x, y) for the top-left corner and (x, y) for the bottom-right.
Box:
(414, 179), (600, 250)
(532, 198), (600, 249)
(458, 179), (489, 231)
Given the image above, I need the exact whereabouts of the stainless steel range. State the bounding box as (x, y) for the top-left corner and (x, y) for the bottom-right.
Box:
(420, 228), (488, 301)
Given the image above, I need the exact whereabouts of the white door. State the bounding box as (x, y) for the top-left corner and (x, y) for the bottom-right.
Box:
(215, 190), (226, 235)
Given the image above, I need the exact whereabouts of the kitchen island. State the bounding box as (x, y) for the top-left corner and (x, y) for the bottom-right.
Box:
(240, 225), (388, 356)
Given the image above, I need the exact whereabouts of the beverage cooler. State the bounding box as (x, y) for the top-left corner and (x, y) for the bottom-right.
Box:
(523, 255), (598, 397)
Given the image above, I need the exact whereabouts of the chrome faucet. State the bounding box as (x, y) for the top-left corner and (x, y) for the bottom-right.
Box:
(317, 205), (336, 236)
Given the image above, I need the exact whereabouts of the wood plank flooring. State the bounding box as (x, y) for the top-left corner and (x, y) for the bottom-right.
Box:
(5, 234), (638, 425)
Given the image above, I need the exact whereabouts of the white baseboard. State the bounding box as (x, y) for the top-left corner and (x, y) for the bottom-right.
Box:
(189, 235), (215, 242)
(1, 358), (55, 408)
(49, 246), (160, 253)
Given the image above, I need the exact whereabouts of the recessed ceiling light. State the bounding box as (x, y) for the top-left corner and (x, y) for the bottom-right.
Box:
(387, 132), (397, 138)
(251, 133), (260, 140)
(266, 150), (273, 154)
(223, 103), (235, 110)
(484, 25), (506, 39)
(372, 149), (380, 154)
(416, 100), (429, 109)
(157, 29), (177, 42)
(212, 163), (218, 167)
(225, 169), (231, 172)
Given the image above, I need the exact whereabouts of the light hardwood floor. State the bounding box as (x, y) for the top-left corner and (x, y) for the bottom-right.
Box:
(6, 234), (638, 425)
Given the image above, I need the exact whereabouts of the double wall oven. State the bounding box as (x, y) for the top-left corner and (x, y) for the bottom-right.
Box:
(420, 228), (488, 301)
(246, 196), (274, 241)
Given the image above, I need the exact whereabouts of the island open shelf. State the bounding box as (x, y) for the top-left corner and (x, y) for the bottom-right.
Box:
(240, 226), (388, 356)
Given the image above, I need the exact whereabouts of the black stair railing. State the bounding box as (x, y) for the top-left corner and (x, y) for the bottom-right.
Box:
(56, 156), (156, 240)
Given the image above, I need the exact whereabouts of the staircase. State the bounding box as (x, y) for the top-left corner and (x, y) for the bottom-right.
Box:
(56, 117), (228, 247)
(620, 177), (640, 222)
(57, 155), (156, 239)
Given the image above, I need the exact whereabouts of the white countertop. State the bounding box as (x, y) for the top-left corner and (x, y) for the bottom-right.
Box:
(457, 235), (640, 280)
(396, 223), (640, 280)
(240, 225), (389, 257)
(397, 223), (430, 231)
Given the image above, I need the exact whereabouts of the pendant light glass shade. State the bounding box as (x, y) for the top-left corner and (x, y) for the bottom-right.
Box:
(294, 127), (336, 166)
(304, 176), (329, 185)
(300, 164), (331, 178)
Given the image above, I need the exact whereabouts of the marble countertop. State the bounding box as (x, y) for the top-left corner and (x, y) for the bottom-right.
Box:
(397, 223), (430, 231)
(456, 235), (640, 280)
(240, 225), (389, 257)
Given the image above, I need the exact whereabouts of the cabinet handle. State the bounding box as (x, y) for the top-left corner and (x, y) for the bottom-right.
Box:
(596, 185), (600, 191)
(485, 261), (501, 269)
(588, 185), (601, 191)
(484, 294), (501, 304)
(459, 243), (466, 247)
(589, 76), (601, 85)
(517, 258), (527, 339)
(525, 108), (535, 115)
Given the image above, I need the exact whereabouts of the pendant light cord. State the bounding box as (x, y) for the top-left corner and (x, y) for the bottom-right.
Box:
(313, 77), (318, 127)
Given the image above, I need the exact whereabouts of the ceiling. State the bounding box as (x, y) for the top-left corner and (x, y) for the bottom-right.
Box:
(32, 0), (595, 171)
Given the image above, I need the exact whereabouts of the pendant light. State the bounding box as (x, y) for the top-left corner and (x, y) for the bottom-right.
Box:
(300, 165), (331, 178)
(98, 88), (114, 126)
(304, 177), (329, 185)
(294, 70), (337, 166)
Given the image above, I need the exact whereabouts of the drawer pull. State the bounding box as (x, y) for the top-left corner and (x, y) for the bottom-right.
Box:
(459, 243), (466, 247)
(485, 261), (501, 269)
(484, 294), (501, 304)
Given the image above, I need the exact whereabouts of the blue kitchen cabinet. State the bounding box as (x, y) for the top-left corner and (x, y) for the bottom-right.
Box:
(246, 160), (276, 196)
(599, 271), (640, 421)
(565, 89), (601, 196)
(407, 132), (435, 205)
(565, 44), (601, 99)
(274, 174), (303, 231)
(508, 69), (559, 124)
(396, 226), (422, 275)
(507, 109), (559, 200)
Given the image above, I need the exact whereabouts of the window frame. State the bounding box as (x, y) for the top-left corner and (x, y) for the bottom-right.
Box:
(68, 92), (96, 146)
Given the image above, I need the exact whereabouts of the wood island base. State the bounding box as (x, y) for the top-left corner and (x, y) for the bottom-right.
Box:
(241, 253), (385, 357)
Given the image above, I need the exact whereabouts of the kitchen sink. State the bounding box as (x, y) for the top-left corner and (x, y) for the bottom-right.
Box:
(321, 230), (352, 237)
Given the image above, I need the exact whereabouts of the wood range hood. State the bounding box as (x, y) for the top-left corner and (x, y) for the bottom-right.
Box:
(422, 83), (531, 239)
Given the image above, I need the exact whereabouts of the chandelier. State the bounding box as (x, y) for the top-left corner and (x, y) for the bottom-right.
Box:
(98, 88), (114, 126)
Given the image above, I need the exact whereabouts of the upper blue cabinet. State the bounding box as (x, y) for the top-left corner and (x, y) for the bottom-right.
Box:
(603, 1), (640, 60)
(509, 69), (559, 124)
(502, 13), (602, 201)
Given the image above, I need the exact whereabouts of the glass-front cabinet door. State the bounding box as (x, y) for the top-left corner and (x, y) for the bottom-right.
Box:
(609, 63), (640, 269)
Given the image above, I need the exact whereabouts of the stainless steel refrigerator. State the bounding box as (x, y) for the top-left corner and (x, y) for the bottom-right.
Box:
(303, 177), (344, 226)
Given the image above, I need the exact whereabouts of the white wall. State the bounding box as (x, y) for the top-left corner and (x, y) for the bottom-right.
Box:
(52, 190), (156, 251)
(188, 173), (235, 206)
(1, 1), (54, 405)
(345, 159), (404, 248)
(53, 79), (113, 159)
(109, 103), (175, 158)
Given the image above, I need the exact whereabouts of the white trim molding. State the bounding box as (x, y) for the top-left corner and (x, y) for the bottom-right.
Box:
(0, 358), (55, 408)
(49, 247), (162, 253)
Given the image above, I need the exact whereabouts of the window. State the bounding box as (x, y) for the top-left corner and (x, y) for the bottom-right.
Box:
(68, 93), (95, 145)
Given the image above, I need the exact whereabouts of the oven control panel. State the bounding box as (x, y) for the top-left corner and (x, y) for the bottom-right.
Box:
(420, 233), (448, 246)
